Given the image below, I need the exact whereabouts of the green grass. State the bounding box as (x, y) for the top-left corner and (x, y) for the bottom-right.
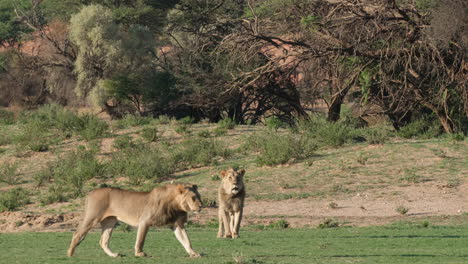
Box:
(1, 226), (468, 263)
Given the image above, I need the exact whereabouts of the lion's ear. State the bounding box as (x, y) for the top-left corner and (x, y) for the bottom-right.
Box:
(192, 184), (198, 191)
(238, 169), (245, 178)
(220, 170), (227, 178)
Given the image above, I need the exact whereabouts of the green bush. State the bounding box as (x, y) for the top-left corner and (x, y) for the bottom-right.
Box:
(155, 115), (171, 124)
(170, 138), (231, 169)
(114, 114), (153, 129)
(112, 135), (135, 150)
(243, 132), (317, 166)
(78, 114), (108, 141)
(40, 146), (105, 197)
(265, 116), (285, 130)
(0, 162), (21, 185)
(213, 127), (228, 136)
(140, 127), (159, 142)
(40, 184), (68, 205)
(318, 218), (340, 228)
(175, 123), (191, 135)
(0, 188), (29, 212)
(107, 144), (173, 185)
(178, 116), (195, 125)
(362, 126), (391, 144)
(0, 109), (15, 125)
(197, 130), (211, 138)
(298, 115), (357, 147)
(218, 118), (236, 130)
(397, 117), (441, 139)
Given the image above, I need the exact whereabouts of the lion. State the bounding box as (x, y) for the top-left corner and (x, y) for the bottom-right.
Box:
(67, 184), (202, 258)
(217, 168), (245, 239)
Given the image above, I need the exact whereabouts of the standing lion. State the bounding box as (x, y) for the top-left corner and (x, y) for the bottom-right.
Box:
(217, 168), (245, 239)
(67, 184), (202, 258)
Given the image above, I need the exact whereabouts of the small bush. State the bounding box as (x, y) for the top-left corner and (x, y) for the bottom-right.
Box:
(356, 153), (369, 165)
(299, 115), (355, 147)
(155, 115), (171, 124)
(0, 109), (15, 125)
(267, 219), (289, 229)
(107, 144), (174, 185)
(29, 141), (49, 152)
(78, 114), (108, 141)
(243, 132), (316, 166)
(40, 184), (68, 205)
(33, 167), (54, 187)
(114, 114), (153, 129)
(175, 123), (191, 136)
(113, 135), (135, 150)
(0, 188), (29, 212)
(265, 116), (285, 130)
(140, 127), (159, 142)
(218, 118), (236, 130)
(40, 146), (105, 197)
(362, 126), (390, 144)
(397, 117), (441, 139)
(170, 138), (231, 169)
(0, 162), (21, 185)
(318, 218), (340, 228)
(450, 132), (465, 141)
(396, 205), (409, 215)
(328, 202), (338, 209)
(178, 116), (195, 125)
(197, 130), (211, 138)
(214, 127), (228, 136)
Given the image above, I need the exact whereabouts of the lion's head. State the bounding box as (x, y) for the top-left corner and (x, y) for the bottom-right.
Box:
(220, 168), (245, 195)
(175, 184), (203, 212)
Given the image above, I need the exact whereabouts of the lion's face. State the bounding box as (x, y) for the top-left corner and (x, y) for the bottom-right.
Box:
(220, 168), (245, 195)
(176, 184), (203, 212)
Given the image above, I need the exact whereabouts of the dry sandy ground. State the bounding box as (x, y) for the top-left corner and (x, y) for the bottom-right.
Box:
(1, 181), (466, 232)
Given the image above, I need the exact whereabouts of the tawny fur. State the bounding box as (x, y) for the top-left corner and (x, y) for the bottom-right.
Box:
(217, 168), (245, 239)
(67, 184), (202, 258)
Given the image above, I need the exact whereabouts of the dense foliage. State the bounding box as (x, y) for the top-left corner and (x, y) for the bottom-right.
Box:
(0, 0), (466, 133)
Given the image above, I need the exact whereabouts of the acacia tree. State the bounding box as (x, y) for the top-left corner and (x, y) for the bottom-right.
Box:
(70, 4), (174, 116)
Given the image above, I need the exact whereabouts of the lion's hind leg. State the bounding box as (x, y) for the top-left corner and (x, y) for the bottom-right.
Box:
(67, 216), (100, 257)
(100, 217), (119, 257)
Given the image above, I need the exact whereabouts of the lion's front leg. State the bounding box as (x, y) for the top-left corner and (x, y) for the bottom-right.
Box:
(232, 209), (243, 238)
(173, 225), (200, 258)
(134, 222), (149, 257)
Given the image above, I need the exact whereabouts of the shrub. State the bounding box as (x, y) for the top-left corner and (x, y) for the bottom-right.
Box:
(0, 162), (21, 185)
(112, 135), (135, 150)
(78, 114), (108, 141)
(40, 184), (68, 205)
(140, 127), (159, 142)
(175, 123), (191, 135)
(243, 132), (317, 166)
(0, 109), (15, 125)
(155, 115), (171, 124)
(265, 116), (285, 130)
(114, 114), (153, 129)
(218, 117), (236, 130)
(107, 144), (174, 185)
(0, 188), (29, 212)
(170, 138), (231, 169)
(397, 117), (441, 139)
(267, 219), (289, 229)
(362, 126), (391, 144)
(298, 115), (355, 147)
(40, 146), (105, 197)
(178, 116), (195, 125)
(197, 130), (211, 138)
(214, 127), (228, 136)
(318, 218), (340, 228)
(396, 205), (409, 215)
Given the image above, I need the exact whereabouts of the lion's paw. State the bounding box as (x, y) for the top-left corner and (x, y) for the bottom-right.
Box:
(135, 252), (147, 257)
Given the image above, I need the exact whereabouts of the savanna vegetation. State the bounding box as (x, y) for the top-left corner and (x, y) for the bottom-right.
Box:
(0, 0), (467, 263)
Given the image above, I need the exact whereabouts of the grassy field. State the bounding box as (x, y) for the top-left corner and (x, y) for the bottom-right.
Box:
(1, 225), (468, 264)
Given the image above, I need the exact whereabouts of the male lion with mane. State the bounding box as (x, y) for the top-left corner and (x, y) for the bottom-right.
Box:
(67, 184), (202, 258)
(217, 168), (245, 239)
